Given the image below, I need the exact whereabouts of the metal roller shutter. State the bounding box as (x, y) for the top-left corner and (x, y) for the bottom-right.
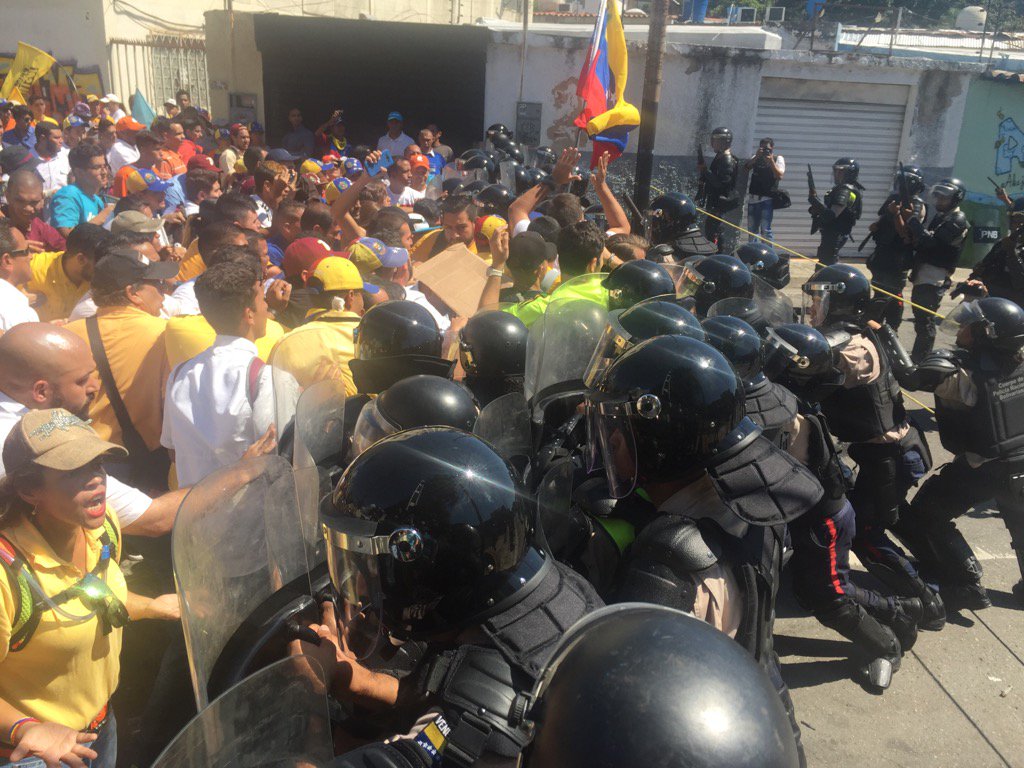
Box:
(753, 97), (907, 260)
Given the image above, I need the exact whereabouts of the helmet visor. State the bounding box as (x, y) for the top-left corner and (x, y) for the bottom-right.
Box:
(938, 300), (988, 347)
(323, 517), (388, 661)
(675, 257), (709, 302)
(762, 327), (811, 379)
(583, 316), (633, 390)
(800, 281), (837, 328)
(350, 398), (397, 459)
(584, 393), (641, 499)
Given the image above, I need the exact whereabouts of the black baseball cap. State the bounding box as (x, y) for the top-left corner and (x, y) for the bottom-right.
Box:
(0, 145), (41, 175)
(91, 247), (179, 294)
(508, 231), (556, 269)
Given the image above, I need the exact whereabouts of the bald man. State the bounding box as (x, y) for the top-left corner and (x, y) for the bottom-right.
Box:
(0, 323), (185, 534)
(1, 168), (67, 252)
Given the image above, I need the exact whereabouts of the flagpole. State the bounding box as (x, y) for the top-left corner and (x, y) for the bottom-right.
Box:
(518, 0), (529, 102)
(633, 0), (670, 219)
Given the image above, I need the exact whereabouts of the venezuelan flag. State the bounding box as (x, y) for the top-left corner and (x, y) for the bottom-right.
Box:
(574, 0), (640, 167)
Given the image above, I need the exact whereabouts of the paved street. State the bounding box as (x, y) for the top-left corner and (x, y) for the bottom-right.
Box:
(774, 252), (1024, 768)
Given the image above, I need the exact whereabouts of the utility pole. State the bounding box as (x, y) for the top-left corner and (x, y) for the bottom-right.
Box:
(633, 0), (670, 217)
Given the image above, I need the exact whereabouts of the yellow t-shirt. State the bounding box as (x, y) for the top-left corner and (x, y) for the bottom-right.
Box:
(175, 240), (206, 284)
(26, 251), (89, 322)
(0, 510), (126, 729)
(268, 312), (360, 396)
(164, 315), (286, 369)
(67, 307), (169, 451)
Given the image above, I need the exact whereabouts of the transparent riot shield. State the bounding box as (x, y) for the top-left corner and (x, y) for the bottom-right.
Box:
(443, 164), (486, 184)
(523, 274), (610, 409)
(535, 458), (576, 557)
(498, 160), (518, 187)
(473, 391), (532, 461)
(150, 656), (333, 768)
(292, 379), (347, 573)
(173, 455), (315, 708)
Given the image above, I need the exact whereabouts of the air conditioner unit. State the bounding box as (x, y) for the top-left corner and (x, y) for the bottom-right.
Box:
(766, 6), (785, 22)
(734, 6), (757, 23)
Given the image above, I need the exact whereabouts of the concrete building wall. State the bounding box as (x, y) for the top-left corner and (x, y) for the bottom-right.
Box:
(0, 0), (108, 81)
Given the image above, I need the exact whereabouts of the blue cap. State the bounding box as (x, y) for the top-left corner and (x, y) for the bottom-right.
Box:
(343, 157), (363, 175)
(267, 147), (301, 163)
(250, 121), (265, 132)
(64, 115), (89, 129)
(387, 111), (403, 122)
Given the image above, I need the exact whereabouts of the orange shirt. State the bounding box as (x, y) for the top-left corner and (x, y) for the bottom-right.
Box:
(153, 149), (185, 180)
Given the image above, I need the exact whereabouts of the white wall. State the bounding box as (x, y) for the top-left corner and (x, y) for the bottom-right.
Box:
(0, 0), (107, 82)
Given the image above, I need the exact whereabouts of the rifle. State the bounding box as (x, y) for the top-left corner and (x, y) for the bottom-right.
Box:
(897, 162), (910, 210)
(807, 164), (820, 235)
(695, 144), (707, 207)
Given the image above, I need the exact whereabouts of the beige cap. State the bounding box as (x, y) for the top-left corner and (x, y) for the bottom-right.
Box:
(2, 409), (127, 473)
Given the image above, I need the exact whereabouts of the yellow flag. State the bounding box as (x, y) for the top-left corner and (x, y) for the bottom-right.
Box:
(0, 42), (56, 99)
(6, 86), (26, 105)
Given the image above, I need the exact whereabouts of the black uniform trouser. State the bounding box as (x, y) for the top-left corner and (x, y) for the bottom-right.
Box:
(898, 455), (1024, 586)
(847, 438), (935, 598)
(869, 268), (908, 330)
(815, 229), (848, 266)
(704, 207), (736, 253)
(910, 281), (948, 363)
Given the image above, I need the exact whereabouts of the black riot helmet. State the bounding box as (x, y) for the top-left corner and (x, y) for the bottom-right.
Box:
(475, 183), (515, 217)
(459, 310), (528, 378)
(570, 166), (592, 199)
(492, 135), (526, 164)
(486, 123), (513, 142)
(521, 604), (801, 768)
(645, 243), (676, 264)
(833, 157), (860, 186)
(460, 148), (487, 163)
(801, 263), (871, 327)
(534, 146), (558, 172)
(648, 192), (699, 244)
(896, 164), (926, 196)
(710, 126), (733, 152)
(325, 428), (545, 640)
(602, 260), (677, 312)
(762, 323), (840, 389)
(584, 297), (706, 388)
(462, 154), (498, 184)
(702, 316), (765, 386)
(586, 335), (745, 497)
(442, 177), (468, 198)
(462, 179), (490, 196)
(679, 254), (755, 317)
(520, 166), (548, 191)
(356, 300), (443, 360)
(350, 376), (480, 457)
(513, 165), (534, 195)
(942, 297), (1024, 354)
(706, 297), (769, 335)
(733, 243), (790, 289)
(930, 178), (966, 211)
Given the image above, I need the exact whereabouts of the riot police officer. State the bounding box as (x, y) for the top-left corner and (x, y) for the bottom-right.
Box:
(350, 300), (454, 394)
(320, 428), (603, 766)
(698, 126), (740, 251)
(734, 242), (791, 289)
(457, 310), (528, 407)
(519, 605), (801, 768)
(801, 264), (946, 627)
(764, 323), (923, 690)
(647, 192), (718, 260)
(601, 259), (677, 312)
(889, 297), (1024, 607)
(587, 334), (823, 763)
(475, 183), (515, 218)
(809, 158), (864, 266)
(701, 315), (798, 449)
(907, 178), (970, 362)
(965, 197), (1024, 307)
(866, 164), (928, 329)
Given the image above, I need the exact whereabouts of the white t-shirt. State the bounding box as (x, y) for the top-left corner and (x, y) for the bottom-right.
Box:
(404, 284), (451, 332)
(0, 277), (39, 331)
(377, 132), (415, 157)
(33, 147), (71, 194)
(0, 391), (151, 527)
(169, 279), (200, 316)
(747, 154), (786, 203)
(161, 335), (275, 487)
(219, 147), (240, 176)
(388, 185), (425, 207)
(107, 139), (140, 175)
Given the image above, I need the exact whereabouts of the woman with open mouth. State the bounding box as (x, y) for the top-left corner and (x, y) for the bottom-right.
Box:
(0, 408), (179, 768)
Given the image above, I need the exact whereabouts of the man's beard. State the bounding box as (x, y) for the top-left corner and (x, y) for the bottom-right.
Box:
(53, 391), (94, 420)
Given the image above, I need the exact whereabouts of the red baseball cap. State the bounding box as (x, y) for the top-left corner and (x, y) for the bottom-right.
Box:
(186, 154), (217, 171)
(282, 237), (337, 282)
(408, 153), (430, 172)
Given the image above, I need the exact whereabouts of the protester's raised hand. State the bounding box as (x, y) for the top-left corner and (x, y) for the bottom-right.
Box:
(266, 279), (292, 312)
(364, 150), (385, 177)
(488, 225), (510, 269)
(243, 424), (277, 459)
(592, 152), (609, 188)
(552, 147), (583, 186)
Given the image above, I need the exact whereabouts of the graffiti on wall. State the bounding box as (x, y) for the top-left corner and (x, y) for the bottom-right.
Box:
(0, 53), (104, 120)
(995, 112), (1024, 189)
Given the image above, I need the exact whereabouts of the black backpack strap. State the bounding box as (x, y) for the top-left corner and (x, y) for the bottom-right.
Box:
(85, 314), (149, 460)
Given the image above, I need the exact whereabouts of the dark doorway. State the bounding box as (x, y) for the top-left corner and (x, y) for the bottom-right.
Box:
(254, 14), (488, 154)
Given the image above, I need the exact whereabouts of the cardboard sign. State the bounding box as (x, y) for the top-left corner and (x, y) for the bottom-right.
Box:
(412, 244), (489, 318)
